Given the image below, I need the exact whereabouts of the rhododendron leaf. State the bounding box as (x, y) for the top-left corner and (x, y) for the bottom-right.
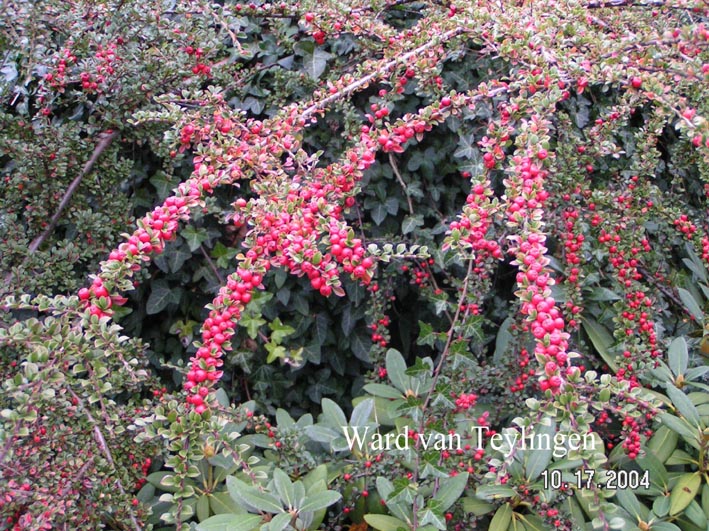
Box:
(196, 514), (261, 531)
(581, 317), (618, 372)
(300, 490), (341, 512)
(488, 503), (512, 531)
(668, 337), (689, 377)
(647, 426), (678, 463)
(665, 383), (701, 426)
(669, 472), (700, 516)
(433, 472), (468, 512)
(364, 514), (409, 531)
(677, 287), (704, 323)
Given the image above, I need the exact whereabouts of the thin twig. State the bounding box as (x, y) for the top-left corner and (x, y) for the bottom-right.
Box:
(68, 388), (142, 531)
(5, 131), (118, 285)
(301, 27), (466, 120)
(420, 257), (474, 415)
(200, 244), (225, 284)
(389, 153), (414, 214)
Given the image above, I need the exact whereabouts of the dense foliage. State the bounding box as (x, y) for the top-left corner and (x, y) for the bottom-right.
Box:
(2, 0), (709, 530)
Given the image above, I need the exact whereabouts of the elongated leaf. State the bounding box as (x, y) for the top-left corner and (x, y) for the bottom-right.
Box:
(525, 417), (555, 481)
(196, 514), (262, 531)
(364, 383), (404, 399)
(266, 512), (291, 531)
(489, 503), (513, 531)
(386, 349), (410, 393)
(614, 488), (648, 521)
(433, 472), (468, 512)
(659, 413), (700, 450)
(226, 477), (283, 514)
(669, 472), (701, 515)
(493, 317), (513, 363)
(581, 318), (618, 372)
(364, 514), (409, 531)
(476, 485), (517, 501)
(350, 398), (374, 428)
(647, 426), (678, 463)
(668, 337), (688, 377)
(299, 490), (341, 512)
(272, 468), (295, 510)
(321, 398), (347, 428)
(665, 383), (701, 426)
(461, 496), (494, 516)
(209, 492), (245, 515)
(677, 287), (704, 322)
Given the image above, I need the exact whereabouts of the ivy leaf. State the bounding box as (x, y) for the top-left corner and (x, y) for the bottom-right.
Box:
(315, 313), (331, 344)
(166, 245), (192, 273)
(149, 172), (174, 200)
(269, 318), (295, 343)
(454, 132), (477, 160)
(146, 280), (179, 314)
(340, 304), (356, 336)
(302, 48), (332, 79)
(371, 203), (388, 225)
(182, 226), (209, 251)
(242, 315), (266, 339)
(265, 341), (286, 363)
(350, 330), (371, 362)
(402, 214), (424, 235)
(417, 321), (436, 347)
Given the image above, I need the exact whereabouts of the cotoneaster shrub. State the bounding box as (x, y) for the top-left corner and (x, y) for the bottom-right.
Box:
(2, 0), (709, 530)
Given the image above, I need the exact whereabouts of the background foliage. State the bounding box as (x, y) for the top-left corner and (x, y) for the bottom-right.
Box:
(2, 0), (709, 530)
